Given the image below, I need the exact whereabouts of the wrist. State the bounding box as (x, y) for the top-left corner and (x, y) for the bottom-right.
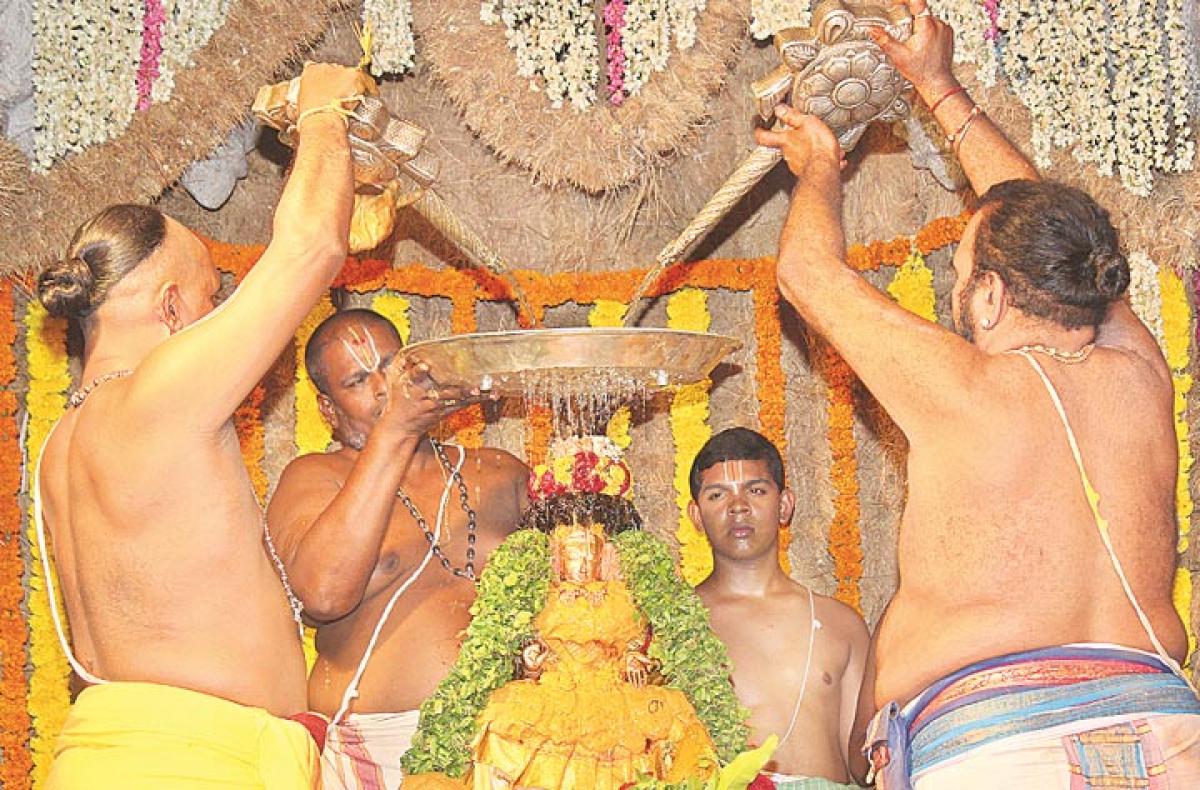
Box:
(295, 108), (349, 135)
(365, 426), (423, 454)
(799, 152), (842, 182)
(916, 75), (961, 106)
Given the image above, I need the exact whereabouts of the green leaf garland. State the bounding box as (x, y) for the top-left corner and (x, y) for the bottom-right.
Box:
(401, 528), (552, 777)
(613, 529), (750, 763)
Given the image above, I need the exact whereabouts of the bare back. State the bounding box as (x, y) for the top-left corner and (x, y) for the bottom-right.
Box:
(276, 446), (527, 717)
(875, 347), (1186, 705)
(38, 379), (307, 715)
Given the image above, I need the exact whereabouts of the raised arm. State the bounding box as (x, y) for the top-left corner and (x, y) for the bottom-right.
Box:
(132, 64), (370, 430)
(267, 364), (478, 623)
(757, 109), (984, 438)
(869, 0), (1038, 195)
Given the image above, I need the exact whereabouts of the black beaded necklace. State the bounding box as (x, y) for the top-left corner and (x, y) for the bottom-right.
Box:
(395, 438), (478, 582)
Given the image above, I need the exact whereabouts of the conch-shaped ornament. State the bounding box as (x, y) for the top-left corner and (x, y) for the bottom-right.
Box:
(751, 0), (913, 151)
(252, 74), (438, 252)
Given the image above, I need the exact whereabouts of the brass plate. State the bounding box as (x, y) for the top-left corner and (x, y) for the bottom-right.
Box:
(403, 328), (741, 398)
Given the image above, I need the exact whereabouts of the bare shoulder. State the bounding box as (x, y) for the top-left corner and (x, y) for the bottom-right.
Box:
(812, 591), (870, 646)
(467, 446), (530, 480)
(278, 450), (347, 485)
(271, 451), (348, 507)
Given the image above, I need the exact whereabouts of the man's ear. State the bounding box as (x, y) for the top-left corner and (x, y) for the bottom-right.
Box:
(317, 393), (338, 430)
(980, 270), (1009, 326)
(687, 500), (704, 533)
(778, 488), (796, 526)
(158, 283), (183, 334)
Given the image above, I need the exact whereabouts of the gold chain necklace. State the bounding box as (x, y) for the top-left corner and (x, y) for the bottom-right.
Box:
(1013, 342), (1096, 364)
(68, 369), (133, 408)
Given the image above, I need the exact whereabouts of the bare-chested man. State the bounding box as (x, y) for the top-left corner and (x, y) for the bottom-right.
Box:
(753, 2), (1200, 787)
(266, 308), (529, 789)
(32, 64), (368, 787)
(691, 428), (871, 789)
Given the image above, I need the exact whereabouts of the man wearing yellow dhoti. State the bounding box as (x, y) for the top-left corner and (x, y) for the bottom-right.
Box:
(755, 0), (1200, 786)
(403, 478), (756, 790)
(32, 63), (367, 788)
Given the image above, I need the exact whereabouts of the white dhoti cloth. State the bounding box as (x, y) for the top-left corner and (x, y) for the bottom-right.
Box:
(322, 710), (420, 790)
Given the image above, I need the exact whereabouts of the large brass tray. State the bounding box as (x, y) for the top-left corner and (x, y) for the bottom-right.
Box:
(403, 328), (741, 399)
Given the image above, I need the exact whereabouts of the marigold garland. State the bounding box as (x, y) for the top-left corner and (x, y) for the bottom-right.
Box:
(234, 384), (268, 501)
(23, 303), (72, 789)
(203, 211), (969, 602)
(818, 339), (863, 613)
(0, 284), (31, 790)
(887, 250), (937, 322)
(668, 289), (715, 586)
(372, 292), (413, 345)
(295, 296), (336, 455)
(1160, 268), (1195, 663)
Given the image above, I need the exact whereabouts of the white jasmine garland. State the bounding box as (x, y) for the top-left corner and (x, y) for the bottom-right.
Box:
(749, 0), (810, 41)
(928, 1), (998, 85)
(937, 0), (1194, 195)
(32, 0), (143, 170)
(621, 1), (670, 95)
(483, 0), (706, 108)
(482, 0), (598, 109)
(363, 0), (416, 76)
(1127, 251), (1166, 351)
(151, 0), (231, 103)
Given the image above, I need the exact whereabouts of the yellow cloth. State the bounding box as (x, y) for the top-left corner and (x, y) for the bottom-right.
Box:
(48, 681), (319, 789)
(467, 579), (717, 789)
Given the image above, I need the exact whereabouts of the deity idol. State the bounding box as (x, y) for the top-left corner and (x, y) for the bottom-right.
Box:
(402, 438), (766, 790)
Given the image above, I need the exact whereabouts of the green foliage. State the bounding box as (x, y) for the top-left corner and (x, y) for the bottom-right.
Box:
(401, 529), (552, 777)
(613, 530), (751, 763)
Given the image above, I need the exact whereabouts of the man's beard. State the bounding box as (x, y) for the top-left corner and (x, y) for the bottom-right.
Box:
(339, 427), (368, 450)
(955, 279), (978, 343)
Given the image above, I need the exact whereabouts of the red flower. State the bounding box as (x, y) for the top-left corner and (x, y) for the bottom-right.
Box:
(748, 774), (777, 789)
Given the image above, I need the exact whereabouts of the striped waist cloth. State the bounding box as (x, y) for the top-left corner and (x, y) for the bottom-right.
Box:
(905, 645), (1200, 778)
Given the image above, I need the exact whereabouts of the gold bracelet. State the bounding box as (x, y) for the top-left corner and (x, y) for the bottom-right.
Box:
(295, 94), (365, 130)
(947, 104), (984, 152)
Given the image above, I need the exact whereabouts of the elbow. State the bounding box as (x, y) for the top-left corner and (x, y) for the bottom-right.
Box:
(297, 580), (362, 624)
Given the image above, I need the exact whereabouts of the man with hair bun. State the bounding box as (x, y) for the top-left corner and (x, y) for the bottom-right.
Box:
(33, 63), (369, 788)
(755, 0), (1200, 786)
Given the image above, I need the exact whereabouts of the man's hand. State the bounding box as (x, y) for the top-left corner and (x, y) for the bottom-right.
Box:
(373, 358), (488, 443)
(755, 106), (844, 179)
(295, 63), (376, 118)
(867, 0), (958, 104)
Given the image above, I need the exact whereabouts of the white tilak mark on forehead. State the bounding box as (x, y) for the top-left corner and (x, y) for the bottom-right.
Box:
(342, 327), (382, 373)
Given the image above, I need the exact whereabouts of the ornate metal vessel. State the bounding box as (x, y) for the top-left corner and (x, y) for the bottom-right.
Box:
(752, 0), (913, 151)
(403, 328), (741, 399)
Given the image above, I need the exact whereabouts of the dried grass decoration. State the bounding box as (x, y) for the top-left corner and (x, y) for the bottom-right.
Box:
(415, 0), (748, 193)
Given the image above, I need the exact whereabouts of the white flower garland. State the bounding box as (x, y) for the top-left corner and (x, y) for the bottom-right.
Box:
(927, 0), (997, 85)
(749, 0), (810, 40)
(150, 0), (231, 103)
(482, 0), (707, 109)
(937, 0), (1194, 195)
(482, 0), (599, 109)
(622, 0), (707, 95)
(1128, 250), (1166, 350)
(364, 0), (416, 76)
(32, 0), (143, 169)
(31, 0), (233, 170)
